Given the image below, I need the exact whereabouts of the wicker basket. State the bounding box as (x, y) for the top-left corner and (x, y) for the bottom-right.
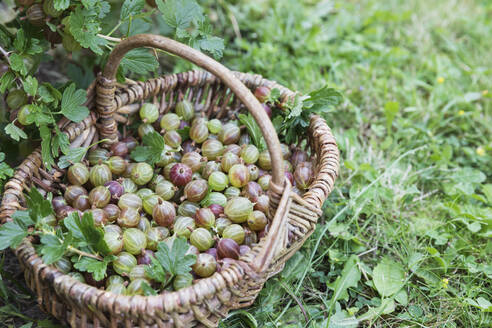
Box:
(0, 34), (339, 327)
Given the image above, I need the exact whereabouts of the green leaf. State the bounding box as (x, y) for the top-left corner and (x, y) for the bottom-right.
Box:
(40, 125), (55, 170)
(53, 0), (70, 11)
(358, 298), (396, 321)
(0, 153), (14, 180)
(69, 7), (107, 55)
(0, 220), (28, 250)
(195, 36), (224, 59)
(328, 303), (359, 328)
(465, 297), (492, 312)
(444, 167), (486, 195)
(22, 76), (38, 97)
(61, 83), (89, 122)
(58, 147), (87, 169)
(304, 86), (343, 112)
(72, 255), (115, 281)
(0, 70), (15, 93)
(120, 0), (145, 21)
(38, 85), (55, 103)
(5, 123), (27, 141)
(64, 212), (110, 255)
(384, 101), (399, 132)
(52, 130), (70, 158)
(373, 258), (406, 297)
(130, 131), (165, 165)
(141, 281), (158, 296)
(482, 184), (492, 205)
(238, 113), (266, 151)
(25, 187), (54, 225)
(177, 126), (190, 141)
(39, 232), (71, 265)
(156, 0), (203, 30)
(147, 237), (196, 285)
(9, 53), (28, 76)
(120, 48), (158, 75)
(13, 29), (26, 53)
(327, 255), (361, 308)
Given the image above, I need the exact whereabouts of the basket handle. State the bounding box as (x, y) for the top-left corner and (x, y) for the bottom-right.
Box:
(96, 34), (285, 191)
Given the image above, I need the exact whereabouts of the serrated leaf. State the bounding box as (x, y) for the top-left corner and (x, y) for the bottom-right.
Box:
(53, 0), (70, 11)
(39, 232), (71, 265)
(61, 83), (88, 122)
(40, 125), (55, 170)
(373, 258), (405, 297)
(13, 29), (26, 53)
(69, 8), (107, 55)
(25, 188), (54, 225)
(38, 85), (55, 103)
(0, 220), (28, 250)
(130, 131), (165, 164)
(52, 130), (70, 158)
(120, 48), (158, 75)
(148, 237), (196, 285)
(64, 212), (110, 255)
(72, 255), (115, 281)
(0, 70), (15, 93)
(156, 0), (203, 29)
(120, 0), (145, 21)
(195, 36), (224, 59)
(9, 53), (28, 75)
(5, 123), (27, 141)
(58, 147), (87, 169)
(23, 76), (38, 96)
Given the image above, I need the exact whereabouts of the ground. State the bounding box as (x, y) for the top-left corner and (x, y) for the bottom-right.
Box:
(1, 0), (491, 327)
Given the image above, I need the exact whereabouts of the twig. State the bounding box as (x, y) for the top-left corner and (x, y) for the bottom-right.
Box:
(97, 34), (122, 42)
(0, 45), (11, 65)
(68, 246), (103, 261)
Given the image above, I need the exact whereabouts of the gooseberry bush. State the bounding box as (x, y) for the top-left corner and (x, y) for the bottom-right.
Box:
(0, 0), (225, 185)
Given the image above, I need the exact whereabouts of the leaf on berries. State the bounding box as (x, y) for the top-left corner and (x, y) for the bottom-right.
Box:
(58, 147), (87, 169)
(238, 113), (266, 152)
(72, 255), (115, 281)
(64, 212), (110, 255)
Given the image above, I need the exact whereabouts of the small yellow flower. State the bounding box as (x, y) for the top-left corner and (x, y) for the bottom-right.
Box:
(458, 110), (465, 116)
(442, 278), (449, 288)
(483, 90), (489, 96)
(437, 77), (445, 84)
(476, 147), (485, 156)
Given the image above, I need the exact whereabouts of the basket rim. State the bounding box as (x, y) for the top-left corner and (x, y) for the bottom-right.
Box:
(0, 70), (339, 323)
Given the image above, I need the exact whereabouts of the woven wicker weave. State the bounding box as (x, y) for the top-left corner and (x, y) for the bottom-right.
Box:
(0, 34), (339, 327)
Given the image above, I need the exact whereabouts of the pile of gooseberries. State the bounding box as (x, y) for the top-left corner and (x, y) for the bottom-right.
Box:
(50, 86), (314, 295)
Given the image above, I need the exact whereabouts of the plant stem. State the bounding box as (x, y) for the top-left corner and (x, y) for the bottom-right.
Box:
(0, 45), (11, 65)
(107, 21), (123, 37)
(97, 34), (122, 42)
(68, 246), (103, 261)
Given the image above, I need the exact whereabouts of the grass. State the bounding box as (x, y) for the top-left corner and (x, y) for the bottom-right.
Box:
(1, 0), (491, 327)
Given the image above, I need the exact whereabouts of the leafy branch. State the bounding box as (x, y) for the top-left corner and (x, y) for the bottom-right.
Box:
(271, 86), (343, 145)
(0, 188), (113, 281)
